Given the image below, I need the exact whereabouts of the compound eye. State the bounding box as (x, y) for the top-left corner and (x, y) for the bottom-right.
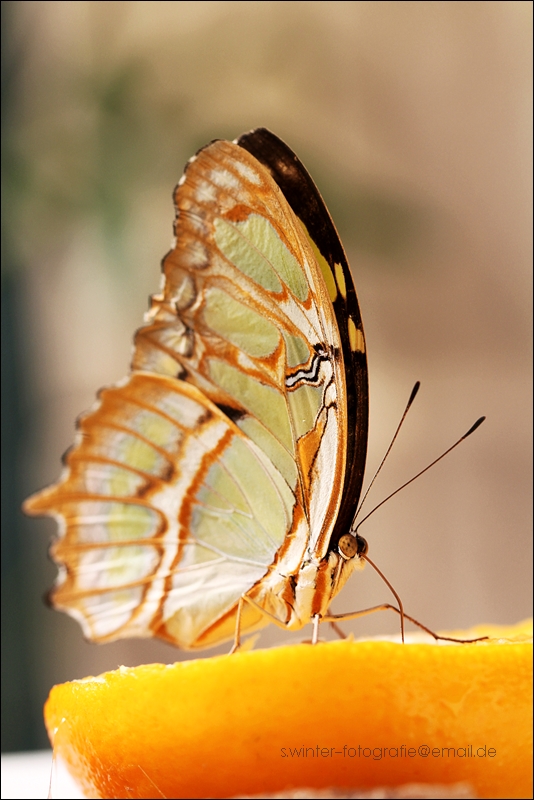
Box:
(337, 533), (359, 560)
(355, 534), (368, 556)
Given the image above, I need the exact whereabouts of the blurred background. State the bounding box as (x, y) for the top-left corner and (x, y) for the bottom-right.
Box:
(2, 1), (531, 752)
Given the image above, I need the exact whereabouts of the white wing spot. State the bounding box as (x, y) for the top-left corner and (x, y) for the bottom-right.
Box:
(210, 169), (241, 191)
(233, 160), (262, 185)
(196, 180), (218, 204)
(183, 241), (210, 270)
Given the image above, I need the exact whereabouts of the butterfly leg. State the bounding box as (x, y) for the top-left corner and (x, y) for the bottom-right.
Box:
(229, 596), (245, 655)
(229, 594), (291, 654)
(327, 610), (347, 640)
(322, 605), (488, 644)
(313, 611), (346, 643)
(311, 614), (320, 645)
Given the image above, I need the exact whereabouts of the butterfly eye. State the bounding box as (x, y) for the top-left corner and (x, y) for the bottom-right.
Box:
(336, 534), (355, 560)
(355, 534), (369, 556)
(337, 533), (368, 560)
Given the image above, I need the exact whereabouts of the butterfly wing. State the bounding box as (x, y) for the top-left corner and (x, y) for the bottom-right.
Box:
(27, 374), (294, 648)
(24, 131), (368, 649)
(237, 129), (368, 547)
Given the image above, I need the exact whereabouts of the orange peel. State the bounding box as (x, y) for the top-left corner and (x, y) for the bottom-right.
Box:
(45, 620), (533, 799)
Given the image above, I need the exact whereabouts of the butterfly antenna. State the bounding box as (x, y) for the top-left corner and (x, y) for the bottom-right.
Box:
(353, 416), (486, 533)
(355, 381), (421, 519)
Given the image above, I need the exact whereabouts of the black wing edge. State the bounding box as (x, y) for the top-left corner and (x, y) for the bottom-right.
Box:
(237, 128), (369, 549)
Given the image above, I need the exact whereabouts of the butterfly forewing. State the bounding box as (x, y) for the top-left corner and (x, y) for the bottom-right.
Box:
(133, 139), (349, 555)
(237, 129), (368, 545)
(24, 131), (368, 649)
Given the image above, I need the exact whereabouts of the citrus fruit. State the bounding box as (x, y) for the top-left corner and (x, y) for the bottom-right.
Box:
(44, 620), (533, 799)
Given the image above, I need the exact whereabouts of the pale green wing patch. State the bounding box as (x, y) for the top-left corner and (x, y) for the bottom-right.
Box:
(193, 435), (290, 562)
(237, 416), (298, 489)
(65, 543), (160, 592)
(287, 383), (324, 442)
(53, 500), (163, 544)
(208, 358), (293, 452)
(202, 286), (280, 358)
(214, 214), (308, 301)
(283, 330), (313, 368)
(64, 463), (149, 499)
(214, 217), (282, 293)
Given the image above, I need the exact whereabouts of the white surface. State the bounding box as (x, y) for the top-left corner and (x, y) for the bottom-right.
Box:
(1, 751), (84, 800)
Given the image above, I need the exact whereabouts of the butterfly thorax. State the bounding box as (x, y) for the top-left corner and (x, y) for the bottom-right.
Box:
(247, 544), (364, 631)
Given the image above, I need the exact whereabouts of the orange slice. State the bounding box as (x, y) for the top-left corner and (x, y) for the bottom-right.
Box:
(45, 620), (533, 799)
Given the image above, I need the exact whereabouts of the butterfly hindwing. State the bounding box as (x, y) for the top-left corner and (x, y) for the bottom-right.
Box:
(27, 374), (294, 647)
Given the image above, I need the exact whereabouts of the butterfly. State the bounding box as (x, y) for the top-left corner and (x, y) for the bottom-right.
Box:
(24, 128), (371, 650)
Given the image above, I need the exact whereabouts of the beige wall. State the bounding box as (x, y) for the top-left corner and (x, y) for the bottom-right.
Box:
(5, 1), (532, 723)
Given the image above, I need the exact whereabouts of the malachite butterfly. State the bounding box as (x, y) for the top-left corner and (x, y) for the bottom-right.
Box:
(24, 128), (371, 650)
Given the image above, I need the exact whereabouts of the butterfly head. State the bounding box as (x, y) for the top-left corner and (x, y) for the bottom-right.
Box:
(337, 532), (368, 561)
